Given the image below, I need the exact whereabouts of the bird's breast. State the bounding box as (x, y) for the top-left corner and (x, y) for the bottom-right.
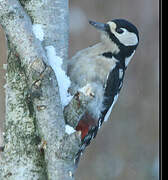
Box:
(68, 55), (118, 88)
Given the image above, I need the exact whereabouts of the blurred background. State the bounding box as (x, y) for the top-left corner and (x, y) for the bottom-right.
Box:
(0, 0), (159, 179)
(69, 0), (159, 180)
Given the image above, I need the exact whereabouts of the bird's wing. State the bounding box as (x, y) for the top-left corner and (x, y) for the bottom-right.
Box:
(99, 63), (125, 127)
(75, 63), (126, 165)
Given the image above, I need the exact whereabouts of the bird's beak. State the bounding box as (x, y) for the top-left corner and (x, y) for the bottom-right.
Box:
(89, 20), (107, 32)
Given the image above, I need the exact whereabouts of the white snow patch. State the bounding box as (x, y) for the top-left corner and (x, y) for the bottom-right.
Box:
(45, 46), (72, 108)
(104, 94), (119, 122)
(32, 24), (44, 41)
(65, 125), (76, 135)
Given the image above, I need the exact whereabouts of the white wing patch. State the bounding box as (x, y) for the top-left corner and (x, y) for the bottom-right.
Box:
(119, 69), (124, 79)
(104, 94), (119, 122)
(119, 81), (123, 89)
(125, 50), (135, 67)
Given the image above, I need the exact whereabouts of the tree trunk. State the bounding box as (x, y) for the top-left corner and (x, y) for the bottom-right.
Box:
(0, 0), (85, 179)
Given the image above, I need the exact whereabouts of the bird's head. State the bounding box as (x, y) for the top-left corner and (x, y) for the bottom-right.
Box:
(89, 19), (139, 57)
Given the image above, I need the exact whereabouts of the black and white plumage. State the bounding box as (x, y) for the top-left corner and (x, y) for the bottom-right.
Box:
(67, 19), (139, 164)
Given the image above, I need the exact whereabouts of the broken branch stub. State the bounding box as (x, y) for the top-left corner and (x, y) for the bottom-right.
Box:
(63, 91), (93, 128)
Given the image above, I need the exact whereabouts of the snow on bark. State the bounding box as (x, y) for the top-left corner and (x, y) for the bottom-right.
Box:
(45, 45), (72, 108)
(65, 125), (76, 135)
(32, 24), (44, 41)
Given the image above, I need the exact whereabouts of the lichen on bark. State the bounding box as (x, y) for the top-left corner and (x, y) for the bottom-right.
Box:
(0, 42), (46, 179)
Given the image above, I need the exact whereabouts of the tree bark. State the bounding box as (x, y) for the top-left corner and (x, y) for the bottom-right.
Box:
(0, 0), (85, 179)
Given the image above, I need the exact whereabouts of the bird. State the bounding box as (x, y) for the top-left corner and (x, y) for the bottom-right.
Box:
(67, 18), (139, 165)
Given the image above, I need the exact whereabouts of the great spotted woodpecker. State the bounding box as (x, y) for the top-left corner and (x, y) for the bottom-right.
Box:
(67, 19), (139, 164)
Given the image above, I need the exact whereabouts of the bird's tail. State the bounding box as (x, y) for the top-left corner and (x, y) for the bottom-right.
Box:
(74, 125), (99, 166)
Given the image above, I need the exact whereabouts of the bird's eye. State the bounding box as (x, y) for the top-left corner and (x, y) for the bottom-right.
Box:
(116, 28), (124, 34)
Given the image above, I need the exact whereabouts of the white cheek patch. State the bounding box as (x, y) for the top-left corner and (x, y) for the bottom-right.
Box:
(115, 28), (138, 46)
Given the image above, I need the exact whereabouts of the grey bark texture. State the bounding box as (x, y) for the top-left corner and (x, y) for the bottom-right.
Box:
(0, 0), (88, 179)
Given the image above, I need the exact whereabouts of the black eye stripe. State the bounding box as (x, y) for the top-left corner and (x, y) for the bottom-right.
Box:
(116, 28), (124, 34)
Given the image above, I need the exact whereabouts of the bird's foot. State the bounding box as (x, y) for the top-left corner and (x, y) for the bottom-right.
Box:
(79, 84), (95, 97)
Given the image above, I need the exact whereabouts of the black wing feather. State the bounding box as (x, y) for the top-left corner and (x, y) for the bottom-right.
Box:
(99, 62), (125, 126)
